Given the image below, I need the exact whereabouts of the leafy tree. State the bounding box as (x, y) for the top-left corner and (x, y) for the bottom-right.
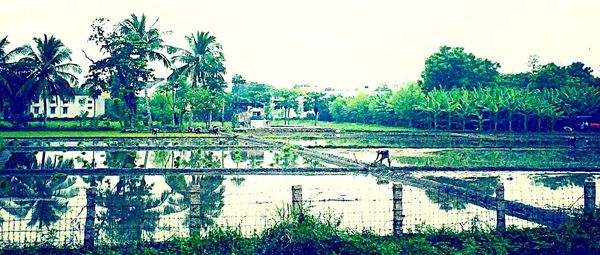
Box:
(497, 73), (530, 88)
(529, 63), (568, 89)
(421, 46), (500, 91)
(389, 82), (424, 127)
(329, 97), (347, 122)
(274, 88), (300, 125)
(303, 92), (326, 125)
(86, 16), (161, 128)
(565, 62), (598, 87)
(17, 34), (81, 127)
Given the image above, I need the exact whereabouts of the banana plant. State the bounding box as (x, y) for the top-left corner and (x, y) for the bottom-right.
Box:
(500, 88), (522, 132)
(518, 89), (539, 132)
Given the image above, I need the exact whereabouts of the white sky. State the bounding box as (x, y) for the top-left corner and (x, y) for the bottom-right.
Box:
(1, 0), (600, 89)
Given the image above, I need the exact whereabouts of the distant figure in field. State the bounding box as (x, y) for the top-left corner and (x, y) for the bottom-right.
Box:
(212, 126), (220, 134)
(582, 122), (600, 131)
(151, 128), (159, 136)
(567, 136), (577, 147)
(374, 149), (391, 167)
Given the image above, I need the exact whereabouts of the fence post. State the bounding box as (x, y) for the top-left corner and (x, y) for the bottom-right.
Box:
(189, 185), (201, 235)
(84, 187), (97, 248)
(584, 179), (597, 215)
(392, 183), (404, 237)
(496, 183), (506, 231)
(291, 185), (303, 222)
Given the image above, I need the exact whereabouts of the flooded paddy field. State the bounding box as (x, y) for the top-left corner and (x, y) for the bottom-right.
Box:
(0, 132), (599, 245)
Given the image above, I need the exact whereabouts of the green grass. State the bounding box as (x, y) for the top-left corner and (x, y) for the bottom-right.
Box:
(0, 131), (220, 138)
(270, 119), (416, 132)
(2, 210), (599, 254)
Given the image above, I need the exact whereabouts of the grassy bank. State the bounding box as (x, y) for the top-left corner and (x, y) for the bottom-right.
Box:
(271, 119), (415, 132)
(2, 211), (598, 255)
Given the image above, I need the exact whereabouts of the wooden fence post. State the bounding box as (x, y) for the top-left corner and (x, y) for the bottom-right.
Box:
(496, 183), (506, 231)
(392, 183), (404, 237)
(584, 180), (597, 215)
(84, 187), (97, 248)
(189, 185), (201, 235)
(292, 185), (303, 222)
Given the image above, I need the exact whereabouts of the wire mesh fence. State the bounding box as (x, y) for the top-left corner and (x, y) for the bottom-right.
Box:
(0, 178), (597, 247)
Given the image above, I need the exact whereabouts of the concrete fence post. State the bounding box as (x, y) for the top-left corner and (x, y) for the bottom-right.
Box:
(189, 185), (201, 235)
(292, 185), (303, 222)
(496, 183), (506, 231)
(392, 183), (404, 237)
(84, 187), (97, 248)
(584, 180), (597, 215)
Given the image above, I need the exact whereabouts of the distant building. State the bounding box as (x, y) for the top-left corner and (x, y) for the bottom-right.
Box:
(237, 106), (270, 128)
(30, 95), (106, 119)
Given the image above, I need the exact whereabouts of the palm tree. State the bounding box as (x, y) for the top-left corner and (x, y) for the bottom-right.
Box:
(169, 31), (225, 128)
(17, 34), (81, 128)
(0, 36), (19, 102)
(1, 37), (35, 127)
(169, 31), (223, 88)
(118, 14), (170, 127)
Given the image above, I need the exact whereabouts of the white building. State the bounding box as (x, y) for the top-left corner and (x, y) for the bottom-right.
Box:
(30, 95), (106, 119)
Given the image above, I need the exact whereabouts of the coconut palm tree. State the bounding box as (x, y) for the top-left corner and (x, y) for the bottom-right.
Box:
(118, 14), (170, 127)
(0, 36), (20, 101)
(169, 32), (225, 128)
(169, 31), (223, 88)
(16, 34), (81, 128)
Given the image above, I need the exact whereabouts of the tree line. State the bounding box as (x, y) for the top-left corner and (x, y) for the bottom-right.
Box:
(1, 14), (226, 129)
(329, 46), (600, 132)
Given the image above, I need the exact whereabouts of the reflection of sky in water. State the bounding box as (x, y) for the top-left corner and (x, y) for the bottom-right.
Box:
(414, 171), (600, 210)
(20, 150), (339, 169)
(324, 148), (600, 167)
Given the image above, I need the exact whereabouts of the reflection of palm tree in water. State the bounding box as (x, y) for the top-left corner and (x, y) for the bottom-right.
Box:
(164, 174), (225, 228)
(0, 152), (78, 234)
(105, 151), (138, 168)
(423, 176), (499, 212)
(96, 176), (169, 242)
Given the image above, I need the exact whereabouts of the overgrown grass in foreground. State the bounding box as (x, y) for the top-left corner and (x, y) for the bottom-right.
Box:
(2, 210), (599, 255)
(271, 119), (416, 132)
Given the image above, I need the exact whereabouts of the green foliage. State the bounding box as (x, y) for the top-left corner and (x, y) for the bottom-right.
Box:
(330, 85), (600, 132)
(421, 46), (500, 91)
(5, 210), (600, 254)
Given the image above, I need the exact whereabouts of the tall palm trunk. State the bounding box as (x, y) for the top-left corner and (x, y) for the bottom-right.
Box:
(508, 111), (514, 132)
(221, 102), (225, 127)
(189, 112), (193, 128)
(43, 98), (48, 128)
(208, 109), (213, 129)
(144, 150), (149, 169)
(172, 90), (176, 126)
(314, 111), (319, 126)
(144, 86), (152, 127)
(93, 98), (97, 126)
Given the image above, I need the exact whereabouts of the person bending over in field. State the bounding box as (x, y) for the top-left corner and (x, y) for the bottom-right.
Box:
(374, 149), (391, 167)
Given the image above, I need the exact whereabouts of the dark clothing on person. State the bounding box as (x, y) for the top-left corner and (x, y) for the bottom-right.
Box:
(375, 149), (391, 167)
